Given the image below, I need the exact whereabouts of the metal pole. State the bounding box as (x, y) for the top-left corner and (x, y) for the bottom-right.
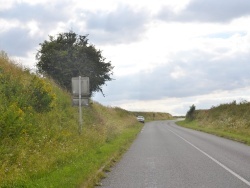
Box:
(79, 76), (83, 134)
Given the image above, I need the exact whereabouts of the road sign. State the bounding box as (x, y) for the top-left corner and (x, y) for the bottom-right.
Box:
(72, 98), (89, 106)
(71, 76), (90, 134)
(71, 77), (90, 97)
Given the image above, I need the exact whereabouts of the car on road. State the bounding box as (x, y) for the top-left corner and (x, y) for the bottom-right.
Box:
(137, 116), (145, 123)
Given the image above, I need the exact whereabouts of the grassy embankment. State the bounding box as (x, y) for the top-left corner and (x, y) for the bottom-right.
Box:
(177, 101), (250, 145)
(0, 54), (172, 187)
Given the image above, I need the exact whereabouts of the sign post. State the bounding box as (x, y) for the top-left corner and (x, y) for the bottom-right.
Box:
(72, 76), (90, 134)
(78, 76), (82, 134)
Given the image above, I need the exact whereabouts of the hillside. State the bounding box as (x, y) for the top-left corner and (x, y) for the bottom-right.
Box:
(178, 101), (250, 145)
(0, 54), (172, 187)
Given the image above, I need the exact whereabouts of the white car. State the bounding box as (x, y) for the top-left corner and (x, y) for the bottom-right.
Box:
(137, 116), (145, 123)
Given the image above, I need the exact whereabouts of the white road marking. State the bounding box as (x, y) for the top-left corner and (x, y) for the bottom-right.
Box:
(168, 128), (250, 187)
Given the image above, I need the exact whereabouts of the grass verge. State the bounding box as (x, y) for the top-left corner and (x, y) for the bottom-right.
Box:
(177, 120), (250, 146)
(2, 123), (143, 188)
(0, 54), (156, 188)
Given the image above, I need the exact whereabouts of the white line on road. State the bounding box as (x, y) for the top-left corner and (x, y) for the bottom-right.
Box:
(168, 128), (250, 187)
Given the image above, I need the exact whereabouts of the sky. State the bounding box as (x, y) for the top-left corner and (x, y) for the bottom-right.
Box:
(1, 0), (250, 115)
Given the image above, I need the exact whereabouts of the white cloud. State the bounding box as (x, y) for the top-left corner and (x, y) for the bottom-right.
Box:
(26, 20), (42, 37)
(157, 0), (250, 23)
(0, 0), (15, 10)
(0, 18), (23, 34)
(95, 86), (250, 116)
(170, 66), (186, 79)
(1, 0), (250, 115)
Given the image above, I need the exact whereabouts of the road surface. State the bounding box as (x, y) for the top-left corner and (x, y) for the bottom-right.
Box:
(98, 120), (250, 188)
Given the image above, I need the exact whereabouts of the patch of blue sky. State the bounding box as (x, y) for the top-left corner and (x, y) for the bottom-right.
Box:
(206, 32), (246, 39)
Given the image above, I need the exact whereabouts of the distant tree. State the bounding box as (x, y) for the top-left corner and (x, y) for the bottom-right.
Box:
(0, 50), (8, 59)
(36, 31), (114, 96)
(186, 104), (196, 121)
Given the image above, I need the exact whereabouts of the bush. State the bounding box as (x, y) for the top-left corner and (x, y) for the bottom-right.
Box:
(186, 104), (196, 121)
(0, 56), (56, 139)
(28, 76), (56, 113)
(0, 70), (33, 138)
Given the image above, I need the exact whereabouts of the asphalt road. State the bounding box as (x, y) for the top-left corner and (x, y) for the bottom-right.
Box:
(98, 120), (250, 188)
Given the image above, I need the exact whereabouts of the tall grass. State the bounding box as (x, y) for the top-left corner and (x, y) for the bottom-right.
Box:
(178, 101), (250, 145)
(0, 54), (143, 187)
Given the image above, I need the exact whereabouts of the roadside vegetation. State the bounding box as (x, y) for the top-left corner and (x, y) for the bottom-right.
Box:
(0, 53), (144, 187)
(178, 101), (250, 145)
(0, 52), (172, 187)
(132, 111), (172, 121)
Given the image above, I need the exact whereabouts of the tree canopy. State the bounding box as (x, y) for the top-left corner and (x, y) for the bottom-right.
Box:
(36, 31), (113, 96)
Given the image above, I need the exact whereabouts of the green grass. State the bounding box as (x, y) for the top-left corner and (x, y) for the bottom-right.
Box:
(4, 124), (143, 188)
(177, 120), (250, 146)
(178, 101), (250, 145)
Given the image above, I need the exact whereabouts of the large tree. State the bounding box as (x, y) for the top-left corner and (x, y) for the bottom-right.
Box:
(36, 31), (113, 96)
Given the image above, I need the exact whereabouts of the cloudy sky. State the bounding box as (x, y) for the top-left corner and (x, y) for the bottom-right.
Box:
(1, 0), (250, 115)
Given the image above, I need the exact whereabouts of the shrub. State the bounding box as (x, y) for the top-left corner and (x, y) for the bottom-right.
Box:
(28, 76), (56, 113)
(0, 56), (56, 139)
(186, 104), (196, 121)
